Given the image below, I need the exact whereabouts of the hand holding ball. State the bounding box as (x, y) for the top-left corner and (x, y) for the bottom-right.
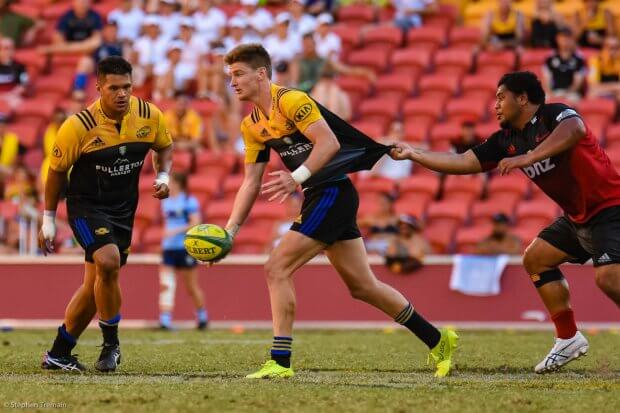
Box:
(184, 224), (233, 262)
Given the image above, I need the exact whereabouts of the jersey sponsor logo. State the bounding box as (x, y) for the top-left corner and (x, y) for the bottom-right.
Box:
(88, 137), (105, 148)
(119, 145), (127, 155)
(96, 159), (144, 176)
(95, 227), (110, 236)
(52, 145), (62, 157)
(556, 109), (578, 122)
(523, 158), (556, 178)
(136, 126), (151, 138)
(277, 143), (313, 159)
(294, 104), (312, 122)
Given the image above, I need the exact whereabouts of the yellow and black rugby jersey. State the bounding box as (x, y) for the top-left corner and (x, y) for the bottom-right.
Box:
(50, 95), (172, 222)
(241, 83), (389, 188)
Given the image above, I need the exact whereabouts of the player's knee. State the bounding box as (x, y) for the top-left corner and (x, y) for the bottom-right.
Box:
(348, 280), (378, 302)
(264, 257), (289, 284)
(95, 255), (121, 280)
(522, 243), (545, 275)
(595, 267), (617, 293)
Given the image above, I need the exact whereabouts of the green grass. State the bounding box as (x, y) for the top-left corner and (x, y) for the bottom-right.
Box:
(0, 329), (619, 412)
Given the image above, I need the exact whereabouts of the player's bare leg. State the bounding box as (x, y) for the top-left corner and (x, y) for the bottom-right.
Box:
(523, 238), (589, 373)
(158, 265), (176, 329)
(92, 244), (123, 372)
(594, 264), (620, 306)
(179, 268), (209, 329)
(325, 238), (457, 377)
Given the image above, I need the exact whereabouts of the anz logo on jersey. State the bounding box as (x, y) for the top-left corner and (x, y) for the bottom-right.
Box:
(523, 157), (556, 178)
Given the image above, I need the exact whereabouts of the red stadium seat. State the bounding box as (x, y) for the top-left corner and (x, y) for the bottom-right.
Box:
(141, 226), (163, 253)
(418, 73), (461, 100)
(195, 150), (236, 176)
(347, 48), (390, 74)
(454, 224), (493, 253)
(205, 199), (235, 227)
(520, 48), (553, 69)
(433, 48), (472, 76)
(477, 50), (517, 74)
(424, 4), (457, 32)
(516, 200), (560, 228)
(443, 174), (485, 202)
(487, 174), (530, 201)
(192, 100), (219, 118)
(7, 121), (41, 148)
(470, 199), (517, 226)
(393, 196), (429, 220)
(429, 121), (461, 150)
(35, 74), (73, 97)
(13, 48), (46, 73)
(222, 174), (245, 199)
(331, 24), (361, 58)
(475, 122), (499, 139)
(424, 220), (458, 253)
(448, 27), (481, 50)
(577, 98), (616, 126)
(427, 199), (470, 225)
(390, 48), (433, 74)
(358, 97), (400, 130)
(356, 177), (396, 195)
(606, 123), (620, 148)
(172, 151), (193, 173)
(399, 174), (441, 199)
(363, 25), (403, 51)
(403, 96), (446, 125)
(403, 121), (431, 143)
(445, 97), (488, 123)
(461, 74), (498, 101)
(14, 97), (57, 123)
(337, 75), (373, 108)
(188, 174), (221, 206)
(134, 196), (162, 231)
(374, 73), (416, 104)
(351, 120), (385, 138)
(337, 4), (376, 26)
(249, 202), (288, 227)
(233, 223), (273, 253)
(406, 26), (448, 51)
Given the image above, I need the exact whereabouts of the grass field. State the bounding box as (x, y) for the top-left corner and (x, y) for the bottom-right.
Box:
(0, 329), (619, 412)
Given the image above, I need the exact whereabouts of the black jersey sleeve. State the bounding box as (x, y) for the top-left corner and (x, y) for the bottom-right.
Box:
(471, 130), (505, 171)
(544, 103), (582, 131)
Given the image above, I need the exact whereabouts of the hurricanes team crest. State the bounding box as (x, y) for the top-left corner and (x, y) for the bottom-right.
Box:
(119, 146), (127, 155)
(136, 126), (151, 138)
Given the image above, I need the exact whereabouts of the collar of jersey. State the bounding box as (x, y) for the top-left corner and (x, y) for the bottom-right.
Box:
(94, 98), (132, 126)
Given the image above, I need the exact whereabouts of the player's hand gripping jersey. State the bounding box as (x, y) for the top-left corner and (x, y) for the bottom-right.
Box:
(50, 96), (172, 222)
(472, 103), (620, 223)
(241, 84), (390, 187)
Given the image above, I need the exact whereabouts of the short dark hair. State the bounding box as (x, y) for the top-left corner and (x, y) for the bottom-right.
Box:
(96, 56), (132, 80)
(172, 172), (188, 191)
(224, 44), (272, 79)
(498, 71), (545, 105)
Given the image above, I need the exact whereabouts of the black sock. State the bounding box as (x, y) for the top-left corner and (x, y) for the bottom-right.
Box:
(49, 324), (77, 357)
(270, 336), (292, 368)
(99, 314), (121, 346)
(395, 303), (441, 349)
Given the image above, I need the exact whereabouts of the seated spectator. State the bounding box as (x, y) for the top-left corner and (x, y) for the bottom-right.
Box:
(393, 0), (438, 32)
(574, 0), (616, 49)
(108, 0), (145, 43)
(131, 15), (168, 87)
(359, 192), (399, 255)
(237, 0), (274, 38)
(542, 28), (586, 102)
(193, 0), (227, 45)
(451, 121), (482, 154)
(177, 17), (208, 81)
(0, 37), (29, 113)
(164, 93), (204, 154)
(0, 0), (41, 47)
(529, 0), (565, 49)
(588, 36), (620, 99)
(153, 41), (194, 100)
(39, 0), (103, 57)
(306, 0), (336, 15)
(0, 114), (18, 183)
(156, 0), (181, 40)
(223, 17), (261, 53)
(314, 13), (341, 60)
(385, 214), (431, 274)
(311, 63), (351, 121)
(367, 121), (414, 180)
(39, 108), (67, 193)
(289, 0), (317, 37)
(4, 164), (35, 203)
(474, 213), (522, 255)
(480, 0), (525, 51)
(73, 21), (124, 99)
(264, 13), (302, 86)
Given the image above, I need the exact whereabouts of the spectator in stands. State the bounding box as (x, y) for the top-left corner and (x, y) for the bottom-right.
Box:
(359, 192), (399, 256)
(156, 0), (182, 40)
(40, 0), (103, 57)
(0, 0), (40, 47)
(0, 37), (29, 113)
(368, 121), (414, 179)
(475, 213), (522, 255)
(131, 15), (168, 87)
(451, 121), (482, 154)
(4, 164), (35, 203)
(108, 0), (145, 43)
(223, 17), (261, 53)
(237, 0), (274, 38)
(73, 21), (124, 99)
(385, 214), (431, 274)
(529, 0), (565, 49)
(311, 63), (352, 121)
(153, 40), (193, 100)
(480, 0), (525, 51)
(542, 27), (586, 103)
(574, 0), (616, 49)
(289, 0), (317, 37)
(193, 0), (227, 45)
(314, 13), (341, 60)
(0, 114), (18, 182)
(588, 35), (620, 99)
(265, 13), (302, 87)
(393, 0), (439, 32)
(177, 17), (208, 82)
(39, 108), (67, 194)
(164, 93), (204, 154)
(306, 0), (335, 15)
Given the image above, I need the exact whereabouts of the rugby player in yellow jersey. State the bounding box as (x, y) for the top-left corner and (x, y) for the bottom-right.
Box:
(220, 44), (458, 379)
(39, 56), (173, 372)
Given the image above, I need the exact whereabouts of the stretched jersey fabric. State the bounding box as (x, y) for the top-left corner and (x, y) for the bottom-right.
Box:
(241, 83), (390, 188)
(161, 192), (200, 250)
(472, 103), (620, 223)
(50, 96), (172, 225)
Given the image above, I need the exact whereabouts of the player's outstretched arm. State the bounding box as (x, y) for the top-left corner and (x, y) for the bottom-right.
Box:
(152, 144), (173, 199)
(38, 168), (68, 255)
(390, 142), (483, 175)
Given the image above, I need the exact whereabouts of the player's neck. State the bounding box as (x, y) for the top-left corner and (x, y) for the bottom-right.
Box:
(253, 81), (273, 119)
(100, 100), (129, 123)
(514, 104), (540, 130)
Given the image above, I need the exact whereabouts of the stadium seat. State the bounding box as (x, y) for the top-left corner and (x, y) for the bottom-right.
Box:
(423, 3), (457, 32)
(358, 192), (384, 219)
(454, 224), (493, 253)
(134, 196), (162, 231)
(406, 26), (447, 51)
(448, 27), (482, 50)
(195, 150), (236, 177)
(35, 74), (73, 97)
(461, 74), (498, 101)
(512, 224), (542, 246)
(331, 24), (361, 58)
(363, 25), (403, 51)
(249, 202), (288, 227)
(7, 121), (41, 148)
(337, 4), (376, 26)
(0, 201), (19, 221)
(403, 121), (431, 143)
(356, 176), (396, 195)
(13, 48), (46, 73)
(22, 148), (44, 173)
(606, 123), (620, 149)
(433, 48), (473, 76)
(477, 50), (517, 74)
(470, 199), (517, 226)
(520, 48), (553, 69)
(577, 98), (616, 126)
(130, 227), (143, 253)
(429, 121), (461, 151)
(393, 196), (429, 221)
(205, 199), (234, 227)
(486, 174), (530, 202)
(233, 224), (273, 254)
(445, 97), (488, 123)
(347, 48), (390, 74)
(417, 73), (461, 101)
(358, 97), (400, 131)
(222, 174), (245, 199)
(403, 96), (446, 125)
(172, 151), (193, 173)
(475, 122), (499, 139)
(14, 97), (57, 123)
(141, 226), (163, 253)
(351, 120), (385, 138)
(427, 199), (470, 225)
(192, 100), (219, 118)
(443, 174), (485, 202)
(390, 48), (433, 74)
(399, 174), (440, 200)
(516, 199), (560, 228)
(424, 220), (458, 253)
(337, 75), (372, 109)
(374, 73), (416, 104)
(188, 174), (221, 206)
(139, 174), (156, 195)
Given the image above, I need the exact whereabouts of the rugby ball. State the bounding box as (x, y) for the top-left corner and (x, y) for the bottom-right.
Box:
(184, 224), (232, 262)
